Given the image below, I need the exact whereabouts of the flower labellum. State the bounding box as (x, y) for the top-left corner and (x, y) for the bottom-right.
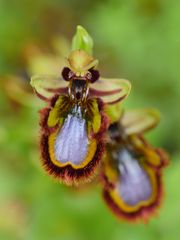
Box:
(102, 109), (169, 222)
(30, 26), (131, 185)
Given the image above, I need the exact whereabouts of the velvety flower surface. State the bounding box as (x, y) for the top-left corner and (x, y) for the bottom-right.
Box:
(101, 109), (169, 222)
(31, 49), (131, 185)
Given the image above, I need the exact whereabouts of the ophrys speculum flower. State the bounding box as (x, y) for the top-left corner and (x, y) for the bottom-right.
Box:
(31, 26), (131, 185)
(101, 109), (168, 222)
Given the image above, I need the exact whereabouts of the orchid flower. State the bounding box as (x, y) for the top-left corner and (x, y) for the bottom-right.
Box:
(30, 26), (131, 185)
(101, 108), (169, 222)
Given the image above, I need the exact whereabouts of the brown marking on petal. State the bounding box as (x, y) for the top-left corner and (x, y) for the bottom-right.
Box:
(155, 148), (169, 168)
(45, 87), (68, 94)
(84, 99), (94, 117)
(49, 94), (60, 108)
(96, 97), (104, 112)
(136, 135), (169, 170)
(39, 108), (51, 133)
(39, 108), (58, 135)
(34, 89), (49, 101)
(39, 94), (60, 135)
(106, 94), (127, 105)
(89, 88), (121, 97)
(103, 169), (164, 223)
(92, 111), (110, 141)
(100, 172), (115, 190)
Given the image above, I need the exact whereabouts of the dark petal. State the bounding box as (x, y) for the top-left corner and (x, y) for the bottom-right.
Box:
(89, 69), (100, 83)
(89, 78), (131, 104)
(31, 74), (68, 101)
(61, 67), (71, 81)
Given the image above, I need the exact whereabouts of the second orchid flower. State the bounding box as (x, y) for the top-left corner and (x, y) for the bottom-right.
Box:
(101, 108), (168, 222)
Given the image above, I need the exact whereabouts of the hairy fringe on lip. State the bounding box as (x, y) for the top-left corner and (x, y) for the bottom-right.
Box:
(39, 96), (110, 185)
(103, 170), (163, 223)
(101, 142), (169, 223)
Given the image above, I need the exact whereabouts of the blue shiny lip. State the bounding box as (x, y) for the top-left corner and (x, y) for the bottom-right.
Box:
(117, 148), (152, 206)
(54, 112), (89, 166)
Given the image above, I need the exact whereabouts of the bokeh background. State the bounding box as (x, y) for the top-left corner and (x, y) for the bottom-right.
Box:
(0, 0), (180, 239)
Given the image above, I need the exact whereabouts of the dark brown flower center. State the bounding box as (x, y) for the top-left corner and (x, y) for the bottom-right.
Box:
(69, 79), (89, 102)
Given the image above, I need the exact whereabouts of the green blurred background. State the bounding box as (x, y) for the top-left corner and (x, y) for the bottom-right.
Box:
(0, 0), (180, 239)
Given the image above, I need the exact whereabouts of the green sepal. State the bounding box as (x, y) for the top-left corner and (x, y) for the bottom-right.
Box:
(71, 25), (93, 55)
(121, 108), (161, 135)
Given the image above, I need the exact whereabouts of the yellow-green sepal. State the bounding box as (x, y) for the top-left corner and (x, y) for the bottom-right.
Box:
(121, 108), (161, 135)
(71, 25), (93, 55)
(104, 102), (123, 123)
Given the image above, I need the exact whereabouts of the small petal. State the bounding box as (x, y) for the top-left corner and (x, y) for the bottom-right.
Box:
(89, 78), (131, 104)
(30, 75), (68, 101)
(121, 108), (161, 135)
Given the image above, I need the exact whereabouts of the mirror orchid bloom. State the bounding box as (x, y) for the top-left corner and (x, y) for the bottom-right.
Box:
(30, 49), (131, 185)
(101, 109), (169, 222)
